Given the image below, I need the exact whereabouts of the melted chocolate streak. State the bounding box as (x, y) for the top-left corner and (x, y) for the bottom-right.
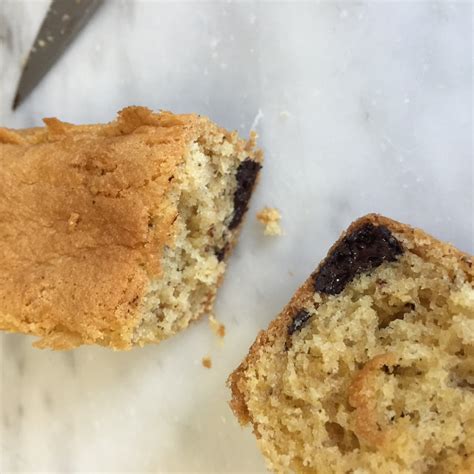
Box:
(287, 223), (404, 335)
(213, 159), (261, 262)
(228, 159), (262, 230)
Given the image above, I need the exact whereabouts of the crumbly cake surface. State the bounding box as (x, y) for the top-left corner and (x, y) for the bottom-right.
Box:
(229, 214), (473, 474)
(0, 107), (261, 349)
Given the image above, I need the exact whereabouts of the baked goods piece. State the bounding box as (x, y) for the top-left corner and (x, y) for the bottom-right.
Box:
(0, 107), (262, 349)
(257, 207), (282, 236)
(229, 214), (473, 473)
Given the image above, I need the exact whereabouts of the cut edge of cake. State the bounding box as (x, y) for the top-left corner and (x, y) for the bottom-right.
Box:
(132, 120), (262, 347)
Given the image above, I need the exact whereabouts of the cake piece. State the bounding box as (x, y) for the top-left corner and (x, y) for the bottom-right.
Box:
(257, 207), (282, 236)
(229, 214), (473, 473)
(0, 107), (262, 350)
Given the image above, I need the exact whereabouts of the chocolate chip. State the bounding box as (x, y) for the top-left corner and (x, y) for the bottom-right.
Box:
(214, 244), (228, 262)
(313, 223), (403, 295)
(288, 309), (311, 335)
(228, 159), (261, 230)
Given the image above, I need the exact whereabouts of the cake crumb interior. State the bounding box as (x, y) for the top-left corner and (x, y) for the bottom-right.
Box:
(240, 240), (473, 473)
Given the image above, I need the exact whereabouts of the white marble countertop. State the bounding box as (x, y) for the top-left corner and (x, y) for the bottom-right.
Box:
(0, 1), (472, 472)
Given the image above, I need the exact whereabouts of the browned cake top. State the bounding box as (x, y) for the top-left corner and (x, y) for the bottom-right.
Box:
(0, 107), (224, 349)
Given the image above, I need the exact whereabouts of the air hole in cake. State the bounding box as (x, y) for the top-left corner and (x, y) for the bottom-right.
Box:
(387, 365), (423, 377)
(377, 302), (416, 329)
(324, 422), (360, 453)
(449, 361), (474, 391)
(343, 338), (355, 347)
(418, 288), (433, 309)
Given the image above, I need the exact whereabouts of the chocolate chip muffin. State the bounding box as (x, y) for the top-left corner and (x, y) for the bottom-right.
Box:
(0, 107), (262, 349)
(229, 214), (473, 473)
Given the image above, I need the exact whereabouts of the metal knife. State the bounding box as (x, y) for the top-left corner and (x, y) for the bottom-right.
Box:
(12, 0), (103, 110)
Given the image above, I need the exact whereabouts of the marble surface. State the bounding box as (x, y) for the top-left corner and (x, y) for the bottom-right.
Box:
(0, 1), (472, 472)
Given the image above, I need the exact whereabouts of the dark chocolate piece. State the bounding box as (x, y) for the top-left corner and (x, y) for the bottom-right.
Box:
(313, 223), (403, 295)
(214, 244), (228, 262)
(229, 159), (261, 230)
(288, 309), (311, 335)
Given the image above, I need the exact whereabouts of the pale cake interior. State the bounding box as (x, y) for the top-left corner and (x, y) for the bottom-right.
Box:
(237, 238), (473, 473)
(133, 132), (253, 344)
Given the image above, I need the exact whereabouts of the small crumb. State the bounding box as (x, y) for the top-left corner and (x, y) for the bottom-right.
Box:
(288, 271), (294, 277)
(202, 356), (212, 369)
(47, 35), (54, 42)
(257, 207), (282, 236)
(279, 110), (290, 120)
(38, 39), (46, 47)
(209, 314), (226, 339)
(62, 13), (70, 22)
(68, 212), (80, 230)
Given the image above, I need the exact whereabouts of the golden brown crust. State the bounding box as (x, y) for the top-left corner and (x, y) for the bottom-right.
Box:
(228, 213), (473, 425)
(0, 107), (257, 350)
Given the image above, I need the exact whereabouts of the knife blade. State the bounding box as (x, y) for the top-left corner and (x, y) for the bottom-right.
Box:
(12, 0), (103, 110)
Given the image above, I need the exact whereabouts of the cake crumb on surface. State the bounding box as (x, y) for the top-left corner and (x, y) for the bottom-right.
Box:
(257, 207), (282, 236)
(202, 356), (212, 369)
(209, 314), (226, 339)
